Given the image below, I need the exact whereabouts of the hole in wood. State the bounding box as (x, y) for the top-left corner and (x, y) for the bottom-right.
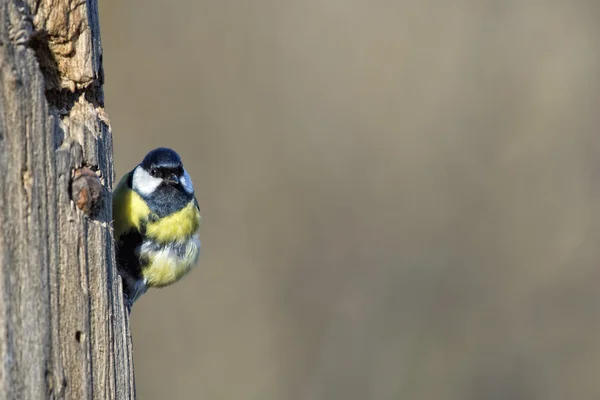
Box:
(70, 167), (103, 218)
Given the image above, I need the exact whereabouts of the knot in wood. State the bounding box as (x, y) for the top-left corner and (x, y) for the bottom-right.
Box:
(71, 167), (103, 218)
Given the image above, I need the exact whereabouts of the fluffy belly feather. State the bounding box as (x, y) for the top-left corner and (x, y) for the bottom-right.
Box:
(139, 234), (201, 287)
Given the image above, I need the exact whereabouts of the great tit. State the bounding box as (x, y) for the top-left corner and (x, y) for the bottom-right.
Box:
(112, 148), (201, 310)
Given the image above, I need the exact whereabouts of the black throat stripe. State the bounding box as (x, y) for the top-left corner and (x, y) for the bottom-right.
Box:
(138, 183), (194, 217)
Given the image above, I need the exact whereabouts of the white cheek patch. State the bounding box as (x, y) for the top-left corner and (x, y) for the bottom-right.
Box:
(132, 166), (162, 196)
(179, 169), (195, 194)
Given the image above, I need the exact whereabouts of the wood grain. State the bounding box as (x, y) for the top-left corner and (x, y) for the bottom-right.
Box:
(0, 0), (134, 398)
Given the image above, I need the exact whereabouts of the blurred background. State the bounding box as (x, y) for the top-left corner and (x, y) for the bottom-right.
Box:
(98, 1), (600, 399)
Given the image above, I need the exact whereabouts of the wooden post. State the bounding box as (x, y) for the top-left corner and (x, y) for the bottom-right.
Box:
(0, 0), (134, 398)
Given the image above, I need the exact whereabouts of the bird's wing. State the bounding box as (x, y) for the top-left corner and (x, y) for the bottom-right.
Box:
(112, 169), (153, 238)
(193, 195), (202, 229)
(113, 170), (146, 292)
(112, 170), (136, 239)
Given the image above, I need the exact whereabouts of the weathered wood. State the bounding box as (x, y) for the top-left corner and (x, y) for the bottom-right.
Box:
(0, 0), (134, 398)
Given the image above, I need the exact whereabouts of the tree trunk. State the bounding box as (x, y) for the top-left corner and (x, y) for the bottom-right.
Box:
(0, 0), (134, 398)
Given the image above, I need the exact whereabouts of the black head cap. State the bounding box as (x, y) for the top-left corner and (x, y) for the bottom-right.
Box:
(140, 148), (182, 170)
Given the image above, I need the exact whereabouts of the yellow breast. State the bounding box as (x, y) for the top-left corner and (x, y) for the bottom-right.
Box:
(145, 201), (201, 243)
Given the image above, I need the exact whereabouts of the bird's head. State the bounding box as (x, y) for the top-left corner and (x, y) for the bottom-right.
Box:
(132, 147), (194, 196)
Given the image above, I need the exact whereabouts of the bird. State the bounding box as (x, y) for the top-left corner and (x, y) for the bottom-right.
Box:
(112, 147), (201, 311)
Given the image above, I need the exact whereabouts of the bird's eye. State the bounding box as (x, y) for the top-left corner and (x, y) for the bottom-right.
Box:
(150, 168), (158, 176)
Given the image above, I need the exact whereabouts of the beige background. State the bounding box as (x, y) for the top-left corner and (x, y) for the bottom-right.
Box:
(98, 1), (600, 399)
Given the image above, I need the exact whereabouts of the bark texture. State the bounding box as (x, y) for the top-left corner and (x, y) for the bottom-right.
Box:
(0, 0), (134, 398)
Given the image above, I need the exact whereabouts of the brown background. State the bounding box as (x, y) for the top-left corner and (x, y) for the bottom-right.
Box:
(98, 1), (600, 399)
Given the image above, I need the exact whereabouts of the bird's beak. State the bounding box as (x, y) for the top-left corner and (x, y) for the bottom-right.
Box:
(166, 174), (179, 185)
